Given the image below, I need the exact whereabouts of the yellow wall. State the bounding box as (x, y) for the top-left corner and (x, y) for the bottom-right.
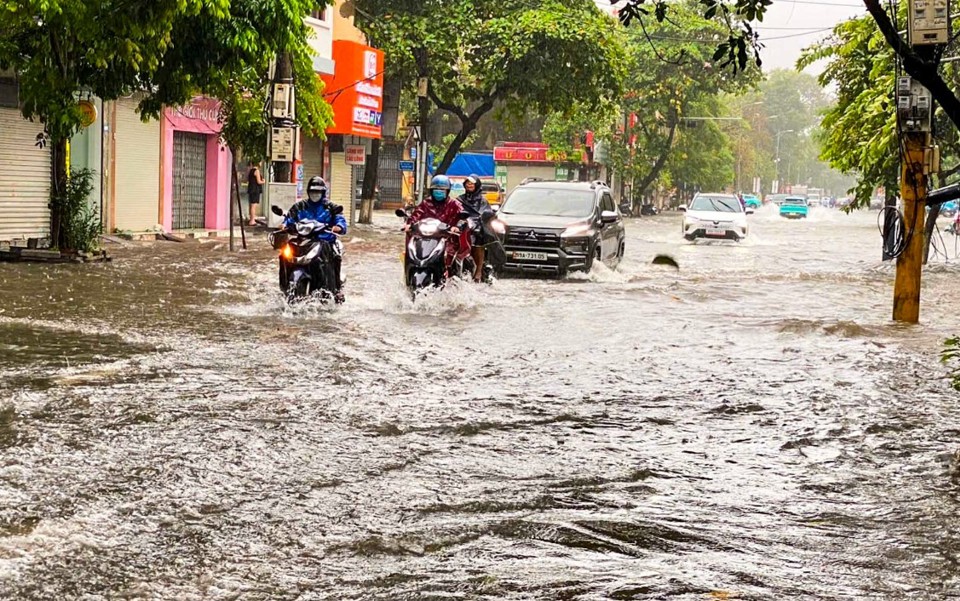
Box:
(332, 1), (367, 43)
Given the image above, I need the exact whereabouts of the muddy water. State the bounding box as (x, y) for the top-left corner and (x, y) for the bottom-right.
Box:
(1, 207), (959, 600)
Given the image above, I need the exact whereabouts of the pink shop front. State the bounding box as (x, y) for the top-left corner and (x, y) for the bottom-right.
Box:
(161, 97), (232, 231)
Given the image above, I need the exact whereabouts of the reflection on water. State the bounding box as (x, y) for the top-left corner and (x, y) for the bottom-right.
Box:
(1, 210), (959, 599)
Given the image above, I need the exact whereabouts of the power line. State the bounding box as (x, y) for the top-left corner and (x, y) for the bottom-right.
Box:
(650, 26), (834, 43)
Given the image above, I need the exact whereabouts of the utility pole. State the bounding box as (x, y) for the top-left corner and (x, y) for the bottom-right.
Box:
(774, 129), (794, 194)
(892, 0), (945, 322)
(272, 53), (295, 185)
(893, 73), (934, 323)
(413, 48), (430, 205)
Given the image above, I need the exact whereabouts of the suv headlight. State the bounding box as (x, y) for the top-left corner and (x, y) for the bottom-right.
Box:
(561, 223), (594, 238)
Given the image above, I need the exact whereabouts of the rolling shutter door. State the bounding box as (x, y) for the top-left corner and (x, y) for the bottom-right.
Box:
(301, 136), (324, 183)
(114, 98), (160, 231)
(0, 108), (51, 240)
(328, 153), (352, 207)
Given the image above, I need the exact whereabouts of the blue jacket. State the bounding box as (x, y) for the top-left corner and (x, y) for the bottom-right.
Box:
(283, 199), (347, 243)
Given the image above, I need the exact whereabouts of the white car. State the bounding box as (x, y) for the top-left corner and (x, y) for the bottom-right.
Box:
(680, 193), (752, 241)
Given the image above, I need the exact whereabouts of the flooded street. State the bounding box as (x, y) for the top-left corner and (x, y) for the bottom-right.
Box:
(2, 206), (960, 600)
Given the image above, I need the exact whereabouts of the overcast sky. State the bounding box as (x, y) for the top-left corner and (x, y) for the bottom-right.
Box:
(594, 0), (867, 74)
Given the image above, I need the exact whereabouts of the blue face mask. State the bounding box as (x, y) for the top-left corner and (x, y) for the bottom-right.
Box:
(431, 189), (447, 202)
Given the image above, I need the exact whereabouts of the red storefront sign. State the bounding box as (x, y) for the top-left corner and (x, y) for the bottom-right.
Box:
(494, 146), (549, 162)
(321, 40), (384, 138)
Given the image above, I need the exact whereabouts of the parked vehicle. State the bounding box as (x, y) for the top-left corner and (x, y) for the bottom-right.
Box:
(779, 196), (809, 219)
(680, 193), (752, 241)
(269, 205), (342, 302)
(497, 180), (625, 276)
(941, 200), (958, 218)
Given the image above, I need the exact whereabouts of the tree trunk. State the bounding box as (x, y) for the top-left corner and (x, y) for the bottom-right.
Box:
(435, 118), (479, 176)
(50, 137), (69, 250)
(359, 138), (380, 224)
(633, 122), (678, 201)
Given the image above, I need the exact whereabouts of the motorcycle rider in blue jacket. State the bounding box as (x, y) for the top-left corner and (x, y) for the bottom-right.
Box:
(282, 176), (347, 301)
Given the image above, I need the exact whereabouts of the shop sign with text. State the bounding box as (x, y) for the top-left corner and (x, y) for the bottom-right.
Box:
(321, 41), (385, 139)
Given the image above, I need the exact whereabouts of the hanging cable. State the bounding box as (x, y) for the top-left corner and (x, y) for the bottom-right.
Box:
(878, 205), (912, 259)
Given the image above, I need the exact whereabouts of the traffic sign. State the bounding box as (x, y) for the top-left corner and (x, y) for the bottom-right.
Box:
(399, 160), (415, 171)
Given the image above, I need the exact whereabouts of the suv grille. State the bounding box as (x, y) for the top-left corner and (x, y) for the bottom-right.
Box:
(505, 228), (562, 249)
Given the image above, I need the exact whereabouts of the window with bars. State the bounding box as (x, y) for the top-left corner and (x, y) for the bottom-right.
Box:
(309, 8), (327, 20)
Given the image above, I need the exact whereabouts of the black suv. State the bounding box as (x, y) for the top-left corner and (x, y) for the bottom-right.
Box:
(496, 180), (625, 276)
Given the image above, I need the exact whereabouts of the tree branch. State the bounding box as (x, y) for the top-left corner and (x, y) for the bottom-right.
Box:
(863, 0), (960, 132)
(428, 87), (469, 122)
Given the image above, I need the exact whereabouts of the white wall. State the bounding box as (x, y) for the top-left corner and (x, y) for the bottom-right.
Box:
(304, 13), (334, 75)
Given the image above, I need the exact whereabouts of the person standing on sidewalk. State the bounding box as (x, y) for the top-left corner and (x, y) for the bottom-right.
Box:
(246, 161), (264, 226)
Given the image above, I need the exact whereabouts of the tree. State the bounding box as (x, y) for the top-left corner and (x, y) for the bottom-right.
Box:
(799, 16), (899, 207)
(353, 0), (626, 175)
(615, 0), (960, 139)
(0, 0), (332, 248)
(668, 99), (736, 193)
(545, 1), (756, 210)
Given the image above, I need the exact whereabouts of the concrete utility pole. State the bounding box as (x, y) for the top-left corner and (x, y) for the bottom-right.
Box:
(774, 129), (794, 194)
(413, 48), (430, 205)
(893, 130), (927, 322)
(272, 52), (295, 185)
(892, 2), (943, 322)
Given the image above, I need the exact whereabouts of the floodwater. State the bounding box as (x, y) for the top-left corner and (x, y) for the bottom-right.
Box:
(1, 207), (960, 600)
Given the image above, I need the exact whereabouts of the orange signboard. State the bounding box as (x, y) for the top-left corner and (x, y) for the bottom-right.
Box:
(321, 40), (384, 138)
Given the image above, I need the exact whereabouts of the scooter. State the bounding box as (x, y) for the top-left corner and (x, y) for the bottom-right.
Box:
(463, 209), (506, 283)
(269, 205), (342, 302)
(396, 208), (460, 294)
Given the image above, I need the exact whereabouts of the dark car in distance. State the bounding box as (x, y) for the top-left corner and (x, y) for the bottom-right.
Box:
(496, 180), (625, 276)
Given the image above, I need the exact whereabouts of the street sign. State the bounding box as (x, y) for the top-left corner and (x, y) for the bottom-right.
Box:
(399, 160), (415, 171)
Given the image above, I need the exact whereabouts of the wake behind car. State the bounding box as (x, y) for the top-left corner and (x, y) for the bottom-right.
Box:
(779, 196), (809, 219)
(680, 193), (752, 241)
(497, 180), (625, 276)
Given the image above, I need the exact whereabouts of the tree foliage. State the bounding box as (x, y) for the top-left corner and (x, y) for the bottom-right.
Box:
(616, 0), (960, 143)
(545, 1), (756, 203)
(799, 15), (898, 207)
(0, 0), (333, 244)
(353, 0), (626, 174)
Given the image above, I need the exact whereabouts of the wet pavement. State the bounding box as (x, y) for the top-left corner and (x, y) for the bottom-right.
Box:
(1, 206), (960, 600)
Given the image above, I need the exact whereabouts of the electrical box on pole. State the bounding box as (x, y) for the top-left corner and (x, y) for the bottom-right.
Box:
(896, 76), (933, 132)
(908, 0), (950, 45)
(271, 83), (296, 120)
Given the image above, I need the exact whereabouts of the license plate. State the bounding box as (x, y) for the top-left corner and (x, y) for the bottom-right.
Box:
(512, 251), (548, 261)
(706, 228), (726, 237)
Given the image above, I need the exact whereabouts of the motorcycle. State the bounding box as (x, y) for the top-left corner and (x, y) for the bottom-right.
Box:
(463, 209), (506, 283)
(269, 205), (342, 302)
(396, 208), (461, 294)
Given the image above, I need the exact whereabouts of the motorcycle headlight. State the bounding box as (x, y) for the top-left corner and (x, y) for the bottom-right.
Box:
(489, 219), (506, 235)
(282, 245), (293, 260)
(418, 222), (439, 236)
